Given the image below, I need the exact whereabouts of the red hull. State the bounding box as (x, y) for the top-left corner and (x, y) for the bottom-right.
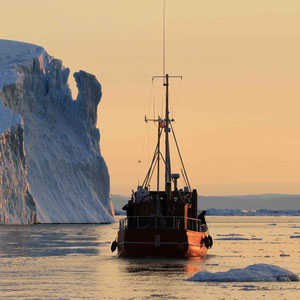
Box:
(118, 228), (208, 258)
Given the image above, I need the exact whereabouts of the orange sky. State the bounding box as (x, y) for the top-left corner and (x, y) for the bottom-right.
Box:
(1, 0), (300, 196)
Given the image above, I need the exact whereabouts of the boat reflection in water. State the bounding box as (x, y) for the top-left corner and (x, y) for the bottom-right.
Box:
(122, 256), (206, 276)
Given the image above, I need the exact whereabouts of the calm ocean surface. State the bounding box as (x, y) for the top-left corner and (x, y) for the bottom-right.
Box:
(0, 216), (299, 299)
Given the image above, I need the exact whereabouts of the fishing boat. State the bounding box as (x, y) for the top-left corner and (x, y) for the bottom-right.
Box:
(111, 73), (213, 258)
(111, 2), (212, 258)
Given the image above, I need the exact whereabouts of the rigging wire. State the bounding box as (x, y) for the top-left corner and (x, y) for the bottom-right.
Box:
(170, 79), (182, 119)
(136, 79), (155, 188)
(137, 122), (148, 187)
(170, 122), (191, 192)
(143, 143), (159, 188)
(153, 96), (156, 120)
(147, 157), (158, 189)
(146, 117), (150, 179)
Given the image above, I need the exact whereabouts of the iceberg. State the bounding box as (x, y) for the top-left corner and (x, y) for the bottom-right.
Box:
(0, 101), (37, 224)
(0, 39), (114, 223)
(187, 264), (299, 282)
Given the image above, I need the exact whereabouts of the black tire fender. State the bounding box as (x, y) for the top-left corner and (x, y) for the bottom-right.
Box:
(208, 235), (213, 248)
(111, 240), (118, 252)
(204, 236), (210, 248)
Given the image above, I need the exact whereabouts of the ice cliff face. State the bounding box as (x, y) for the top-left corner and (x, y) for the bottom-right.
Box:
(0, 39), (114, 223)
(0, 101), (37, 224)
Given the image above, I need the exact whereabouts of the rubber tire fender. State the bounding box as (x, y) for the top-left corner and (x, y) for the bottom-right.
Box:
(111, 240), (118, 252)
(204, 236), (210, 249)
(208, 235), (213, 248)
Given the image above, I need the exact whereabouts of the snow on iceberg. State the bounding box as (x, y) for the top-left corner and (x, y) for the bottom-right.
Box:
(0, 39), (114, 223)
(187, 264), (299, 282)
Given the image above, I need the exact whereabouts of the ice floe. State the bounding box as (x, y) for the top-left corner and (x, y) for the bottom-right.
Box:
(187, 264), (299, 282)
(215, 237), (262, 241)
(114, 210), (126, 216)
(206, 208), (300, 216)
(217, 233), (244, 237)
(215, 237), (250, 241)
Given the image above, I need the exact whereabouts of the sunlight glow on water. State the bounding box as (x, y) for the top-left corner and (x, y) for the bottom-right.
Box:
(0, 217), (299, 299)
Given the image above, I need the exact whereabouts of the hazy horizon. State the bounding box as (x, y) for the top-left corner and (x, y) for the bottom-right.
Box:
(111, 193), (300, 211)
(1, 0), (300, 196)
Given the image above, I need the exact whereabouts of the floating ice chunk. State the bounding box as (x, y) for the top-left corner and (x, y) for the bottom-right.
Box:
(114, 210), (126, 216)
(290, 235), (300, 239)
(187, 264), (299, 282)
(215, 237), (250, 240)
(239, 285), (257, 291)
(217, 233), (244, 237)
(215, 237), (262, 241)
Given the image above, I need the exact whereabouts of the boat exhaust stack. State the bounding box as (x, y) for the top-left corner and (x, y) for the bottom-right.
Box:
(192, 189), (198, 219)
(171, 173), (180, 191)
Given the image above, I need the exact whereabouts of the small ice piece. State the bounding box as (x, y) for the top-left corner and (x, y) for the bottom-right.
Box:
(215, 237), (250, 241)
(217, 233), (244, 237)
(114, 210), (126, 216)
(239, 285), (257, 291)
(187, 264), (299, 282)
(290, 235), (300, 239)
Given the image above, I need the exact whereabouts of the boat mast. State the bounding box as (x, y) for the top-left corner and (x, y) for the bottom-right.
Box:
(164, 74), (171, 199)
(157, 122), (160, 193)
(152, 0), (181, 201)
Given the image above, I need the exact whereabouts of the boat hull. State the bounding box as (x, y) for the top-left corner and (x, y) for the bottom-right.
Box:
(117, 228), (208, 258)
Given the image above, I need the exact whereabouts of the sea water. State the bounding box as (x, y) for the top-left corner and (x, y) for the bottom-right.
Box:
(0, 217), (299, 299)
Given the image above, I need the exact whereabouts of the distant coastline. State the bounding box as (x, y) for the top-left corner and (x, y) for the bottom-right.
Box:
(111, 193), (300, 216)
(115, 208), (300, 217)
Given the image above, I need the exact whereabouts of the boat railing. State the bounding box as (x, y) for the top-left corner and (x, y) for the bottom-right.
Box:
(119, 216), (207, 232)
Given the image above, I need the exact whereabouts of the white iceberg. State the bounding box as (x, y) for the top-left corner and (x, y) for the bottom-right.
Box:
(0, 39), (114, 223)
(187, 264), (299, 282)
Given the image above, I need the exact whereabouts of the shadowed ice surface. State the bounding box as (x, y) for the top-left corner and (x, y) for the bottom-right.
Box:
(0, 217), (300, 299)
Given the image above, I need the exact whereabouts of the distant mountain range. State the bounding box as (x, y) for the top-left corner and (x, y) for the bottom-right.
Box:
(111, 193), (300, 211)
